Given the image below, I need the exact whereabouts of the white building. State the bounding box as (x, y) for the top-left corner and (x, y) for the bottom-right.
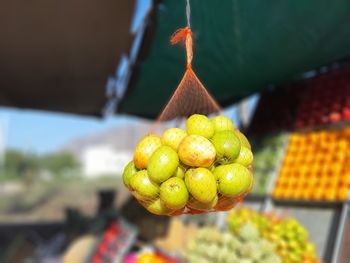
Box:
(81, 145), (132, 178)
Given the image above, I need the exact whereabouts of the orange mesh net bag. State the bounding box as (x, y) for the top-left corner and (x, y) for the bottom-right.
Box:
(122, 2), (253, 216)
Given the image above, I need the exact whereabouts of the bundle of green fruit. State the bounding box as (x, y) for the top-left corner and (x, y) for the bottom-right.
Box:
(122, 114), (254, 216)
(250, 133), (288, 194)
(228, 208), (321, 263)
(181, 224), (281, 263)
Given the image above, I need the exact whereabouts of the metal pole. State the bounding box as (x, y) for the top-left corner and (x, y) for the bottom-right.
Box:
(331, 202), (349, 263)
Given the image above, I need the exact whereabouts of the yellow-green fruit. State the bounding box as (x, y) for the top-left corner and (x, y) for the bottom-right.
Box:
(185, 168), (217, 203)
(122, 161), (138, 188)
(142, 198), (174, 216)
(148, 145), (179, 183)
(133, 134), (162, 169)
(234, 146), (253, 167)
(186, 114), (214, 139)
(234, 130), (251, 149)
(214, 196), (238, 211)
(187, 195), (218, 211)
(211, 130), (241, 164)
(129, 170), (159, 201)
(161, 128), (187, 150)
(160, 177), (189, 209)
(173, 166), (185, 179)
(178, 135), (216, 167)
(214, 163), (253, 197)
(211, 115), (235, 133)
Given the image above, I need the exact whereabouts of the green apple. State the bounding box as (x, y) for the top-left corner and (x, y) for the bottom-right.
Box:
(187, 195), (218, 211)
(122, 161), (138, 188)
(148, 145), (179, 183)
(129, 170), (159, 201)
(211, 115), (235, 133)
(214, 195), (238, 211)
(185, 168), (217, 203)
(211, 131), (241, 164)
(142, 198), (175, 216)
(160, 177), (189, 209)
(234, 146), (253, 167)
(186, 114), (214, 139)
(133, 134), (162, 169)
(214, 163), (253, 197)
(234, 130), (251, 149)
(178, 135), (216, 167)
(161, 128), (187, 150)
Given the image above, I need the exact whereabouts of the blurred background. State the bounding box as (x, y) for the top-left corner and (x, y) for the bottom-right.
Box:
(1, 0), (350, 262)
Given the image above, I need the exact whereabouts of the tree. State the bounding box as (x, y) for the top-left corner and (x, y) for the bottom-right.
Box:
(41, 151), (79, 176)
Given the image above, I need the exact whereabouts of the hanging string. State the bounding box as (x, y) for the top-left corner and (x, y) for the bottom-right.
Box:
(186, 0), (191, 28)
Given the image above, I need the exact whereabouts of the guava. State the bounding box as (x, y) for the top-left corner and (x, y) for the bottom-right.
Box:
(148, 145), (179, 183)
(160, 177), (189, 209)
(211, 116), (235, 133)
(133, 134), (162, 169)
(211, 131), (241, 164)
(184, 168), (217, 203)
(234, 130), (251, 149)
(234, 146), (253, 167)
(178, 135), (216, 167)
(129, 170), (159, 201)
(214, 163), (253, 197)
(173, 166), (185, 179)
(187, 195), (218, 211)
(122, 161), (138, 188)
(214, 195), (238, 211)
(142, 198), (174, 216)
(161, 128), (187, 150)
(186, 114), (214, 139)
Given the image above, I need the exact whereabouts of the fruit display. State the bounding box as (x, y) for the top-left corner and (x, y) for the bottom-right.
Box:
(227, 208), (320, 263)
(273, 127), (350, 201)
(248, 84), (305, 134)
(181, 224), (281, 263)
(250, 133), (289, 194)
(89, 220), (137, 263)
(295, 69), (350, 129)
(122, 114), (254, 215)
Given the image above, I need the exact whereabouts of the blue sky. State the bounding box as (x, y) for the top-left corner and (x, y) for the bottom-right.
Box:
(0, 108), (138, 154)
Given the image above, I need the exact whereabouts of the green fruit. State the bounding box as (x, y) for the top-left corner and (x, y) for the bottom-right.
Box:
(211, 131), (241, 164)
(178, 135), (216, 167)
(186, 114), (214, 139)
(187, 195), (218, 211)
(148, 145), (179, 183)
(215, 163), (253, 197)
(122, 161), (138, 188)
(234, 130), (251, 149)
(161, 128), (187, 150)
(133, 134), (162, 169)
(239, 222), (259, 241)
(173, 166), (185, 179)
(160, 177), (189, 209)
(129, 170), (159, 201)
(211, 115), (235, 133)
(142, 198), (174, 215)
(234, 146), (253, 167)
(185, 168), (217, 203)
(214, 195), (237, 211)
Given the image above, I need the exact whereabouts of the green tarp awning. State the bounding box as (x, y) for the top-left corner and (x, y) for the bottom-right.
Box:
(119, 0), (350, 119)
